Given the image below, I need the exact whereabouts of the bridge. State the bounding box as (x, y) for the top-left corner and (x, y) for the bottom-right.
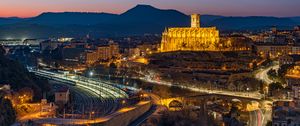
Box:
(159, 93), (264, 111)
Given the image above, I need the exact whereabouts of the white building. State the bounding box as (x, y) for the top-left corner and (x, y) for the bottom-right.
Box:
(292, 84), (300, 103)
(54, 87), (70, 104)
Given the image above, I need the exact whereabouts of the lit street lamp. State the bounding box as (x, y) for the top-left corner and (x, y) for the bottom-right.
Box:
(89, 71), (94, 77)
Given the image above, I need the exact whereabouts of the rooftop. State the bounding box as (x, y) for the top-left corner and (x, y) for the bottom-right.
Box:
(55, 87), (69, 93)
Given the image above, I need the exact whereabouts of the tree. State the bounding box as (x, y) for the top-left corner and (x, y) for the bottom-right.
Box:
(269, 82), (283, 91)
(157, 109), (213, 126)
(269, 82), (284, 97)
(267, 69), (277, 79)
(18, 87), (34, 103)
(278, 64), (293, 78)
(228, 83), (236, 91)
(0, 96), (16, 126)
(266, 121), (272, 126)
(0, 46), (5, 56)
(0, 52), (50, 100)
(153, 86), (171, 98)
(228, 73), (262, 91)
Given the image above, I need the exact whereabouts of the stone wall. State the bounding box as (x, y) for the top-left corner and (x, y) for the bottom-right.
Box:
(95, 101), (152, 126)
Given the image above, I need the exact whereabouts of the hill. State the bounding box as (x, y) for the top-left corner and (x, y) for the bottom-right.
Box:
(0, 5), (299, 38)
(208, 16), (297, 31)
(0, 46), (50, 100)
(27, 12), (118, 25)
(0, 17), (24, 25)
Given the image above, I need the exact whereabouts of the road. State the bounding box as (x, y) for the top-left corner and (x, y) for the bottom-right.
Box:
(129, 105), (157, 126)
(33, 101), (151, 125)
(129, 91), (167, 126)
(255, 62), (279, 84)
(249, 110), (262, 126)
(139, 75), (262, 100)
(249, 108), (271, 126)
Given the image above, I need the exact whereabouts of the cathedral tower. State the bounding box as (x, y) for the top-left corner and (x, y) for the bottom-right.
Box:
(191, 14), (200, 28)
(160, 13), (220, 52)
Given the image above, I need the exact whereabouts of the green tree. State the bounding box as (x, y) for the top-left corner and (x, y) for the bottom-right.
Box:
(268, 82), (284, 97)
(278, 64), (293, 78)
(0, 46), (5, 56)
(0, 96), (16, 126)
(267, 69), (277, 79)
(266, 121), (272, 126)
(0, 52), (50, 100)
(269, 82), (283, 91)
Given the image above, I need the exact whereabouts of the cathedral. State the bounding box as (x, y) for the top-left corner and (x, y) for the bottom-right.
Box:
(160, 14), (220, 52)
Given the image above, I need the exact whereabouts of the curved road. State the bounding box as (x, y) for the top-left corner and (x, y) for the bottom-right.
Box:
(255, 62), (279, 84)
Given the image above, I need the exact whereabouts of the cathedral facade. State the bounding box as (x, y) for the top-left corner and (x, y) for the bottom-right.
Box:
(160, 14), (220, 52)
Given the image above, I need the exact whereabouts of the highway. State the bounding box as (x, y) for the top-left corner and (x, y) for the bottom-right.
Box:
(129, 92), (167, 126)
(248, 108), (271, 126)
(132, 62), (283, 100)
(33, 101), (151, 125)
(249, 110), (262, 126)
(139, 75), (263, 100)
(255, 62), (279, 84)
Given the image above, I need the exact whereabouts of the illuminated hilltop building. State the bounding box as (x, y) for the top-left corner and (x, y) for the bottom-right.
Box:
(160, 14), (220, 52)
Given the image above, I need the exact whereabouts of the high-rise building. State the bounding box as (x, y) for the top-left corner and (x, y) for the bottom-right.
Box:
(97, 42), (120, 60)
(97, 46), (111, 61)
(160, 14), (220, 52)
(84, 50), (99, 65)
(109, 43), (120, 58)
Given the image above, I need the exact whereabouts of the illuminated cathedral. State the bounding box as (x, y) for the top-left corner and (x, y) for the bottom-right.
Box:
(160, 14), (220, 52)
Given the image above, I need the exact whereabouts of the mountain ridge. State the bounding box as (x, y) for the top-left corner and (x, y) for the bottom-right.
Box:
(0, 4), (299, 38)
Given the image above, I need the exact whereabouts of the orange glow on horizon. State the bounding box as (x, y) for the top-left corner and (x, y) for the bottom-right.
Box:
(0, 2), (126, 18)
(0, 10), (122, 18)
(1, 1), (299, 18)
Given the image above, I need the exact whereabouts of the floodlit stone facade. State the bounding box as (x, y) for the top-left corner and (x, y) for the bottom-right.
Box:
(160, 14), (220, 52)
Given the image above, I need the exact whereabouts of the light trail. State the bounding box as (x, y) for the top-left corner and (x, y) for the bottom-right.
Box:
(139, 75), (262, 100)
(31, 69), (129, 99)
(255, 62), (279, 84)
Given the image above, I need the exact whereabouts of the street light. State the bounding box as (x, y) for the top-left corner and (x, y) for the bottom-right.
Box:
(121, 100), (126, 105)
(89, 71), (94, 77)
(90, 111), (95, 119)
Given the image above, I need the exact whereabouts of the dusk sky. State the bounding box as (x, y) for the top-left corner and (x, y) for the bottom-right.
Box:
(0, 0), (299, 18)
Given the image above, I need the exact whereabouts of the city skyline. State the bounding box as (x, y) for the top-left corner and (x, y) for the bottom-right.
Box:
(0, 0), (299, 18)
(1, 1), (300, 125)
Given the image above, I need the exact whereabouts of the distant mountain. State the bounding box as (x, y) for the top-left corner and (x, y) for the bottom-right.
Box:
(119, 4), (189, 26)
(0, 4), (299, 38)
(290, 17), (300, 24)
(106, 4), (190, 34)
(208, 16), (298, 31)
(27, 12), (118, 25)
(200, 15), (224, 25)
(0, 17), (24, 25)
